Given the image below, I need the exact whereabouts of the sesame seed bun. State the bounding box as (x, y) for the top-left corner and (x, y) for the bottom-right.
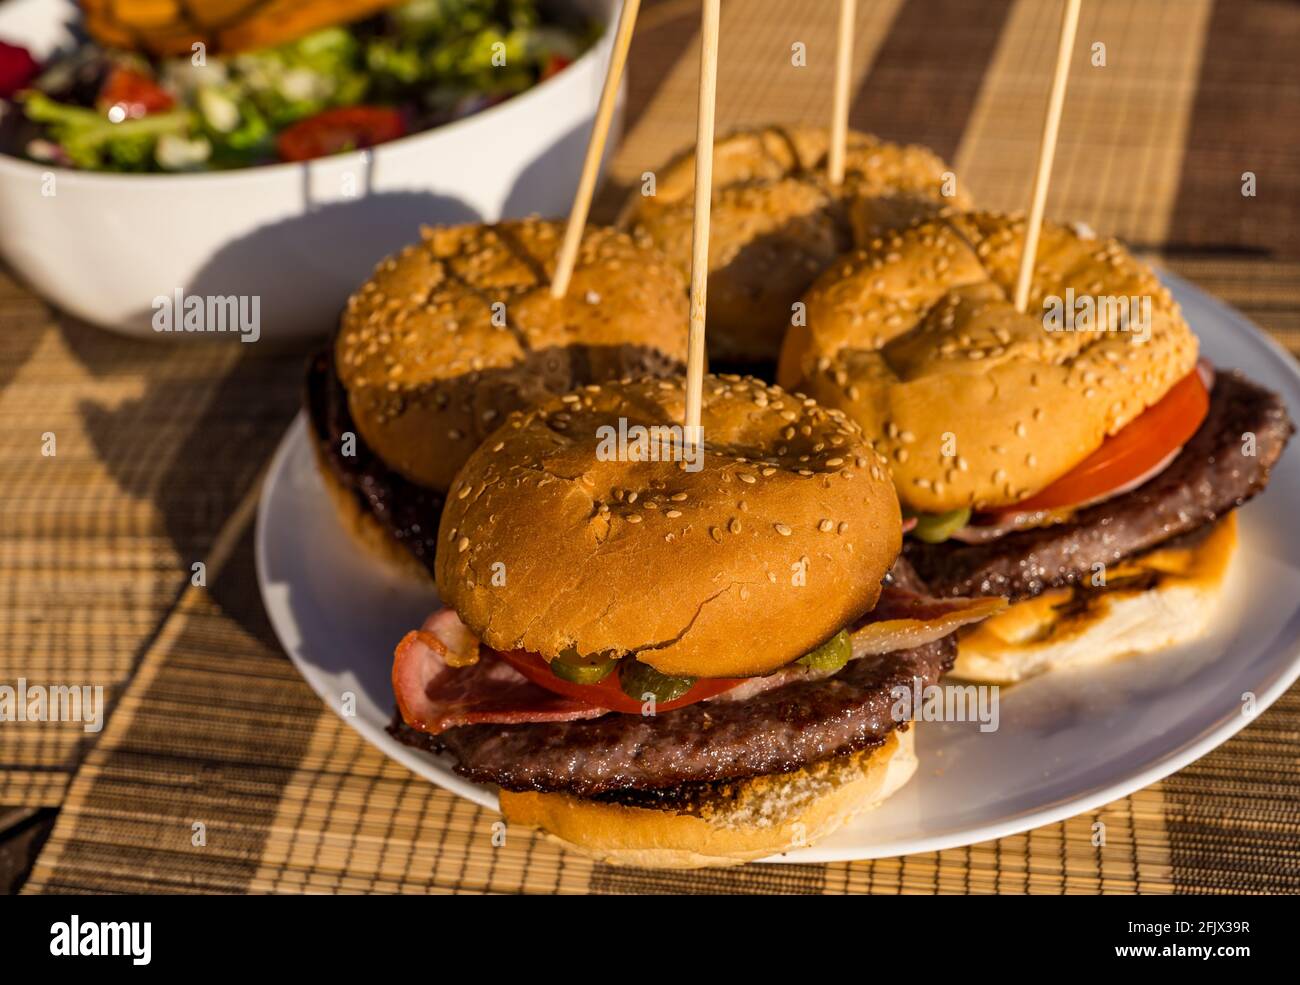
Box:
(777, 211), (1199, 512)
(621, 125), (970, 364)
(336, 219), (689, 493)
(954, 513), (1237, 683)
(498, 727), (916, 868)
(435, 375), (901, 679)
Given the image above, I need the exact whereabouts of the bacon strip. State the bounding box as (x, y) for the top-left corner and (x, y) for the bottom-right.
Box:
(848, 587), (1006, 659)
(393, 610), (607, 735)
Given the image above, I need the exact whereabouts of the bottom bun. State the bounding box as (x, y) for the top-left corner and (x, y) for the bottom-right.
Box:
(313, 440), (434, 584)
(954, 512), (1238, 683)
(499, 728), (917, 869)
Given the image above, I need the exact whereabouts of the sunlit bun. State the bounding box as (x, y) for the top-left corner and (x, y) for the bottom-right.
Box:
(954, 514), (1236, 683)
(778, 211), (1199, 512)
(435, 375), (901, 678)
(621, 126), (969, 363)
(336, 219), (689, 493)
(499, 728), (916, 868)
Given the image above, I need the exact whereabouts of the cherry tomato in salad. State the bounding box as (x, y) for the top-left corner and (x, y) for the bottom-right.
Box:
(496, 647), (745, 714)
(540, 54), (573, 81)
(987, 366), (1211, 516)
(0, 40), (40, 99)
(96, 66), (175, 118)
(275, 106), (406, 163)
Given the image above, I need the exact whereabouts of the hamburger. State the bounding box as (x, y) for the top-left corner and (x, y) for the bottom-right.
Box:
(388, 375), (1002, 867)
(620, 125), (970, 366)
(308, 218), (690, 579)
(778, 210), (1295, 681)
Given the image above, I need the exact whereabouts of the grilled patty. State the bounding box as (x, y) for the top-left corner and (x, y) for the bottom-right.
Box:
(905, 370), (1294, 600)
(306, 349), (443, 574)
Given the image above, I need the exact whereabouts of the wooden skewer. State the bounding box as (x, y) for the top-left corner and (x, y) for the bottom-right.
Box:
(1012, 0), (1082, 313)
(550, 0), (642, 299)
(827, 0), (856, 186)
(685, 0), (720, 447)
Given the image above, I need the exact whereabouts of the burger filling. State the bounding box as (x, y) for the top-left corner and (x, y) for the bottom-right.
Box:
(904, 368), (1293, 600)
(388, 561), (1001, 796)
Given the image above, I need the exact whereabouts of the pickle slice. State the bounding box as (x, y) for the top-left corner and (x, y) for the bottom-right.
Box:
(911, 506), (972, 544)
(618, 658), (695, 704)
(550, 647), (618, 685)
(795, 629), (851, 673)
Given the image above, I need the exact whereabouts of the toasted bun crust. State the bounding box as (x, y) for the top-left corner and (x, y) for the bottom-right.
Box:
(312, 439), (434, 584)
(954, 513), (1237, 682)
(336, 219), (689, 492)
(435, 375), (901, 678)
(499, 728), (916, 868)
(778, 212), (1200, 512)
(622, 126), (968, 363)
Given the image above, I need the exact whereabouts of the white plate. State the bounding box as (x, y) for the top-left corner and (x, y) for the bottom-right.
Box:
(255, 271), (1300, 862)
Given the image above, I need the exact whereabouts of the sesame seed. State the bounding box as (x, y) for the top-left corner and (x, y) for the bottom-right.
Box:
(666, 510), (682, 519)
(729, 517), (742, 534)
(819, 519), (834, 532)
(775, 523), (793, 536)
(626, 514), (643, 524)
(457, 536), (470, 552)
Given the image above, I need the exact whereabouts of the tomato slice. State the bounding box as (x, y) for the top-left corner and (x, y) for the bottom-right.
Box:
(540, 54), (573, 81)
(990, 366), (1211, 516)
(496, 648), (745, 714)
(0, 40), (40, 99)
(96, 66), (174, 118)
(276, 106), (406, 162)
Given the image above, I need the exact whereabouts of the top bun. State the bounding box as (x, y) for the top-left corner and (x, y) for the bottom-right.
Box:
(778, 211), (1199, 513)
(621, 126), (969, 363)
(436, 375), (901, 678)
(336, 219), (689, 492)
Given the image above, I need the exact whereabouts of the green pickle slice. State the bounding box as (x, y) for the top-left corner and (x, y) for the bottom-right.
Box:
(910, 506), (972, 544)
(618, 658), (695, 704)
(796, 629), (852, 673)
(549, 647), (618, 685)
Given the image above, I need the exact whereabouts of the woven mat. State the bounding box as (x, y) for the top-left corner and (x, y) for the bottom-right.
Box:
(8, 0), (1300, 893)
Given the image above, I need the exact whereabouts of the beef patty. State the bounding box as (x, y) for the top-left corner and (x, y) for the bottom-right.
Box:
(306, 349), (443, 575)
(905, 370), (1293, 601)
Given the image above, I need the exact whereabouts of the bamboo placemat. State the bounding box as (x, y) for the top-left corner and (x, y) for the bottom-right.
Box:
(9, 0), (1300, 892)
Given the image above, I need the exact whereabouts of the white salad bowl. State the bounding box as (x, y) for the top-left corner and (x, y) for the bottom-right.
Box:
(0, 0), (622, 341)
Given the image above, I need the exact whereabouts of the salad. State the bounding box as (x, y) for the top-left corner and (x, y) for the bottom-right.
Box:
(0, 0), (594, 172)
